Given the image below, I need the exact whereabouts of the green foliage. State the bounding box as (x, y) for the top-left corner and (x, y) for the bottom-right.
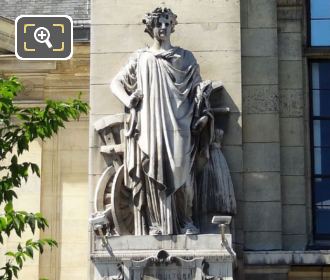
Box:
(0, 77), (89, 279)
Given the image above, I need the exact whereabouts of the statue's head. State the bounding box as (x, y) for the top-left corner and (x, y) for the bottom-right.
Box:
(142, 7), (178, 40)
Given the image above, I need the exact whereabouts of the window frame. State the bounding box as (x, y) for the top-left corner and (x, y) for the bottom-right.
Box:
(309, 60), (330, 241)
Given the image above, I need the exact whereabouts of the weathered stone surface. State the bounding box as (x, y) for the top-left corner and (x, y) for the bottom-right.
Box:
(89, 114), (111, 148)
(280, 117), (304, 146)
(247, 0), (277, 28)
(94, 234), (231, 252)
(282, 234), (307, 251)
(211, 82), (242, 113)
(244, 172), (281, 201)
(231, 172), (243, 201)
(92, 0), (240, 25)
(0, 56), (56, 71)
(245, 272), (288, 280)
(215, 112), (242, 146)
(89, 174), (101, 203)
(279, 60), (303, 89)
(277, 0), (303, 6)
(60, 243), (89, 268)
(58, 149), (88, 175)
(280, 90), (304, 117)
(0, 16), (14, 52)
(242, 28), (277, 57)
(280, 147), (304, 176)
(92, 23), (240, 53)
(222, 145), (243, 173)
(278, 32), (302, 61)
(58, 121), (89, 151)
(235, 201), (245, 231)
(282, 205), (307, 235)
(244, 231), (282, 250)
(245, 251), (330, 265)
(240, 0), (248, 28)
(90, 84), (124, 115)
(278, 20), (301, 34)
(243, 85), (279, 114)
(89, 147), (110, 175)
(243, 114), (280, 143)
(282, 176), (306, 205)
(244, 143), (280, 172)
(242, 57), (278, 85)
(244, 202), (282, 231)
(12, 74), (45, 100)
(277, 6), (303, 20)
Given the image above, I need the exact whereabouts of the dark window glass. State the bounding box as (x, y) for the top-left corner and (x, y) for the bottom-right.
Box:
(311, 61), (330, 238)
(313, 120), (330, 147)
(312, 90), (330, 117)
(314, 148), (330, 175)
(310, 0), (330, 46)
(312, 62), (330, 90)
(315, 208), (330, 234)
(314, 178), (330, 204)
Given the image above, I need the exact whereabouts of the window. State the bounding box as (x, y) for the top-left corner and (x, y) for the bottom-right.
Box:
(308, 1), (330, 241)
(311, 61), (330, 239)
(310, 0), (330, 46)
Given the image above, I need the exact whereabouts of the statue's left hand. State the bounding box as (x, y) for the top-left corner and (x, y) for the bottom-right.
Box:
(192, 115), (209, 134)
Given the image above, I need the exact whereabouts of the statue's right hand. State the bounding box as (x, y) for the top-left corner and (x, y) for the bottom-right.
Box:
(127, 94), (140, 109)
(127, 90), (143, 109)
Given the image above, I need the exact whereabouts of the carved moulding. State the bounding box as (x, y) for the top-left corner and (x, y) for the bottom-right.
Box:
(90, 234), (234, 280)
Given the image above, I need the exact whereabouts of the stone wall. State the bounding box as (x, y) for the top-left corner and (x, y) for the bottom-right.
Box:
(241, 0), (315, 279)
(241, 0), (307, 252)
(277, 0), (307, 251)
(241, 0), (282, 251)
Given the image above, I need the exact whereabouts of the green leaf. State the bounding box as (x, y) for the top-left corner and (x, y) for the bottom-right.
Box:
(12, 265), (18, 278)
(25, 246), (33, 259)
(0, 217), (7, 230)
(4, 202), (13, 213)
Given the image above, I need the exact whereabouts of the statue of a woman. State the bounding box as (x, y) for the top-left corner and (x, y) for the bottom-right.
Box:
(110, 7), (212, 235)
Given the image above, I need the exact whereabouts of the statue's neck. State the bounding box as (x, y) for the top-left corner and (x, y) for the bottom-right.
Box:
(150, 39), (172, 52)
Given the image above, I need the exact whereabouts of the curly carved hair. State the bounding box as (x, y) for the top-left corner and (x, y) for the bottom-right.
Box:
(142, 7), (178, 38)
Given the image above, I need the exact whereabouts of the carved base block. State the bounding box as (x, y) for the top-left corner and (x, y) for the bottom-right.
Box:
(91, 234), (235, 280)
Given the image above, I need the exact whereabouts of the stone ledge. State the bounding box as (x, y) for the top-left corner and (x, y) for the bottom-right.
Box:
(244, 251), (330, 265)
(91, 234), (233, 261)
(91, 250), (233, 263)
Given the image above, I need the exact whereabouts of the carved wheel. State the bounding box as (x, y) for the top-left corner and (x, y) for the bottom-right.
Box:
(111, 164), (134, 235)
(94, 166), (116, 230)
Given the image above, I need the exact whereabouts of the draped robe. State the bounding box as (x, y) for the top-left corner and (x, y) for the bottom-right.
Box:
(115, 47), (202, 234)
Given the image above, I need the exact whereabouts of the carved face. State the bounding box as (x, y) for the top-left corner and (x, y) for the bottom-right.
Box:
(152, 15), (172, 41)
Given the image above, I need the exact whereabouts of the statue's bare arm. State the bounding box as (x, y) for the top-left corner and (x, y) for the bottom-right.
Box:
(110, 77), (140, 109)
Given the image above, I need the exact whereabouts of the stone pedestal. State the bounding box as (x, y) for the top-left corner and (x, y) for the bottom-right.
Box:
(91, 234), (235, 280)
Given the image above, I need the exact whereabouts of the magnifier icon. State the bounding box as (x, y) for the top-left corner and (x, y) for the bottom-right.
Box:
(34, 27), (53, 48)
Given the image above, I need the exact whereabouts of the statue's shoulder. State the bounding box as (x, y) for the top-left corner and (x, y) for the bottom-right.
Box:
(175, 47), (197, 64)
(127, 48), (147, 63)
(131, 48), (147, 58)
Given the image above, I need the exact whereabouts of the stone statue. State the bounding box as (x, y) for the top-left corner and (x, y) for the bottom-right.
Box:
(196, 129), (237, 232)
(110, 7), (216, 235)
